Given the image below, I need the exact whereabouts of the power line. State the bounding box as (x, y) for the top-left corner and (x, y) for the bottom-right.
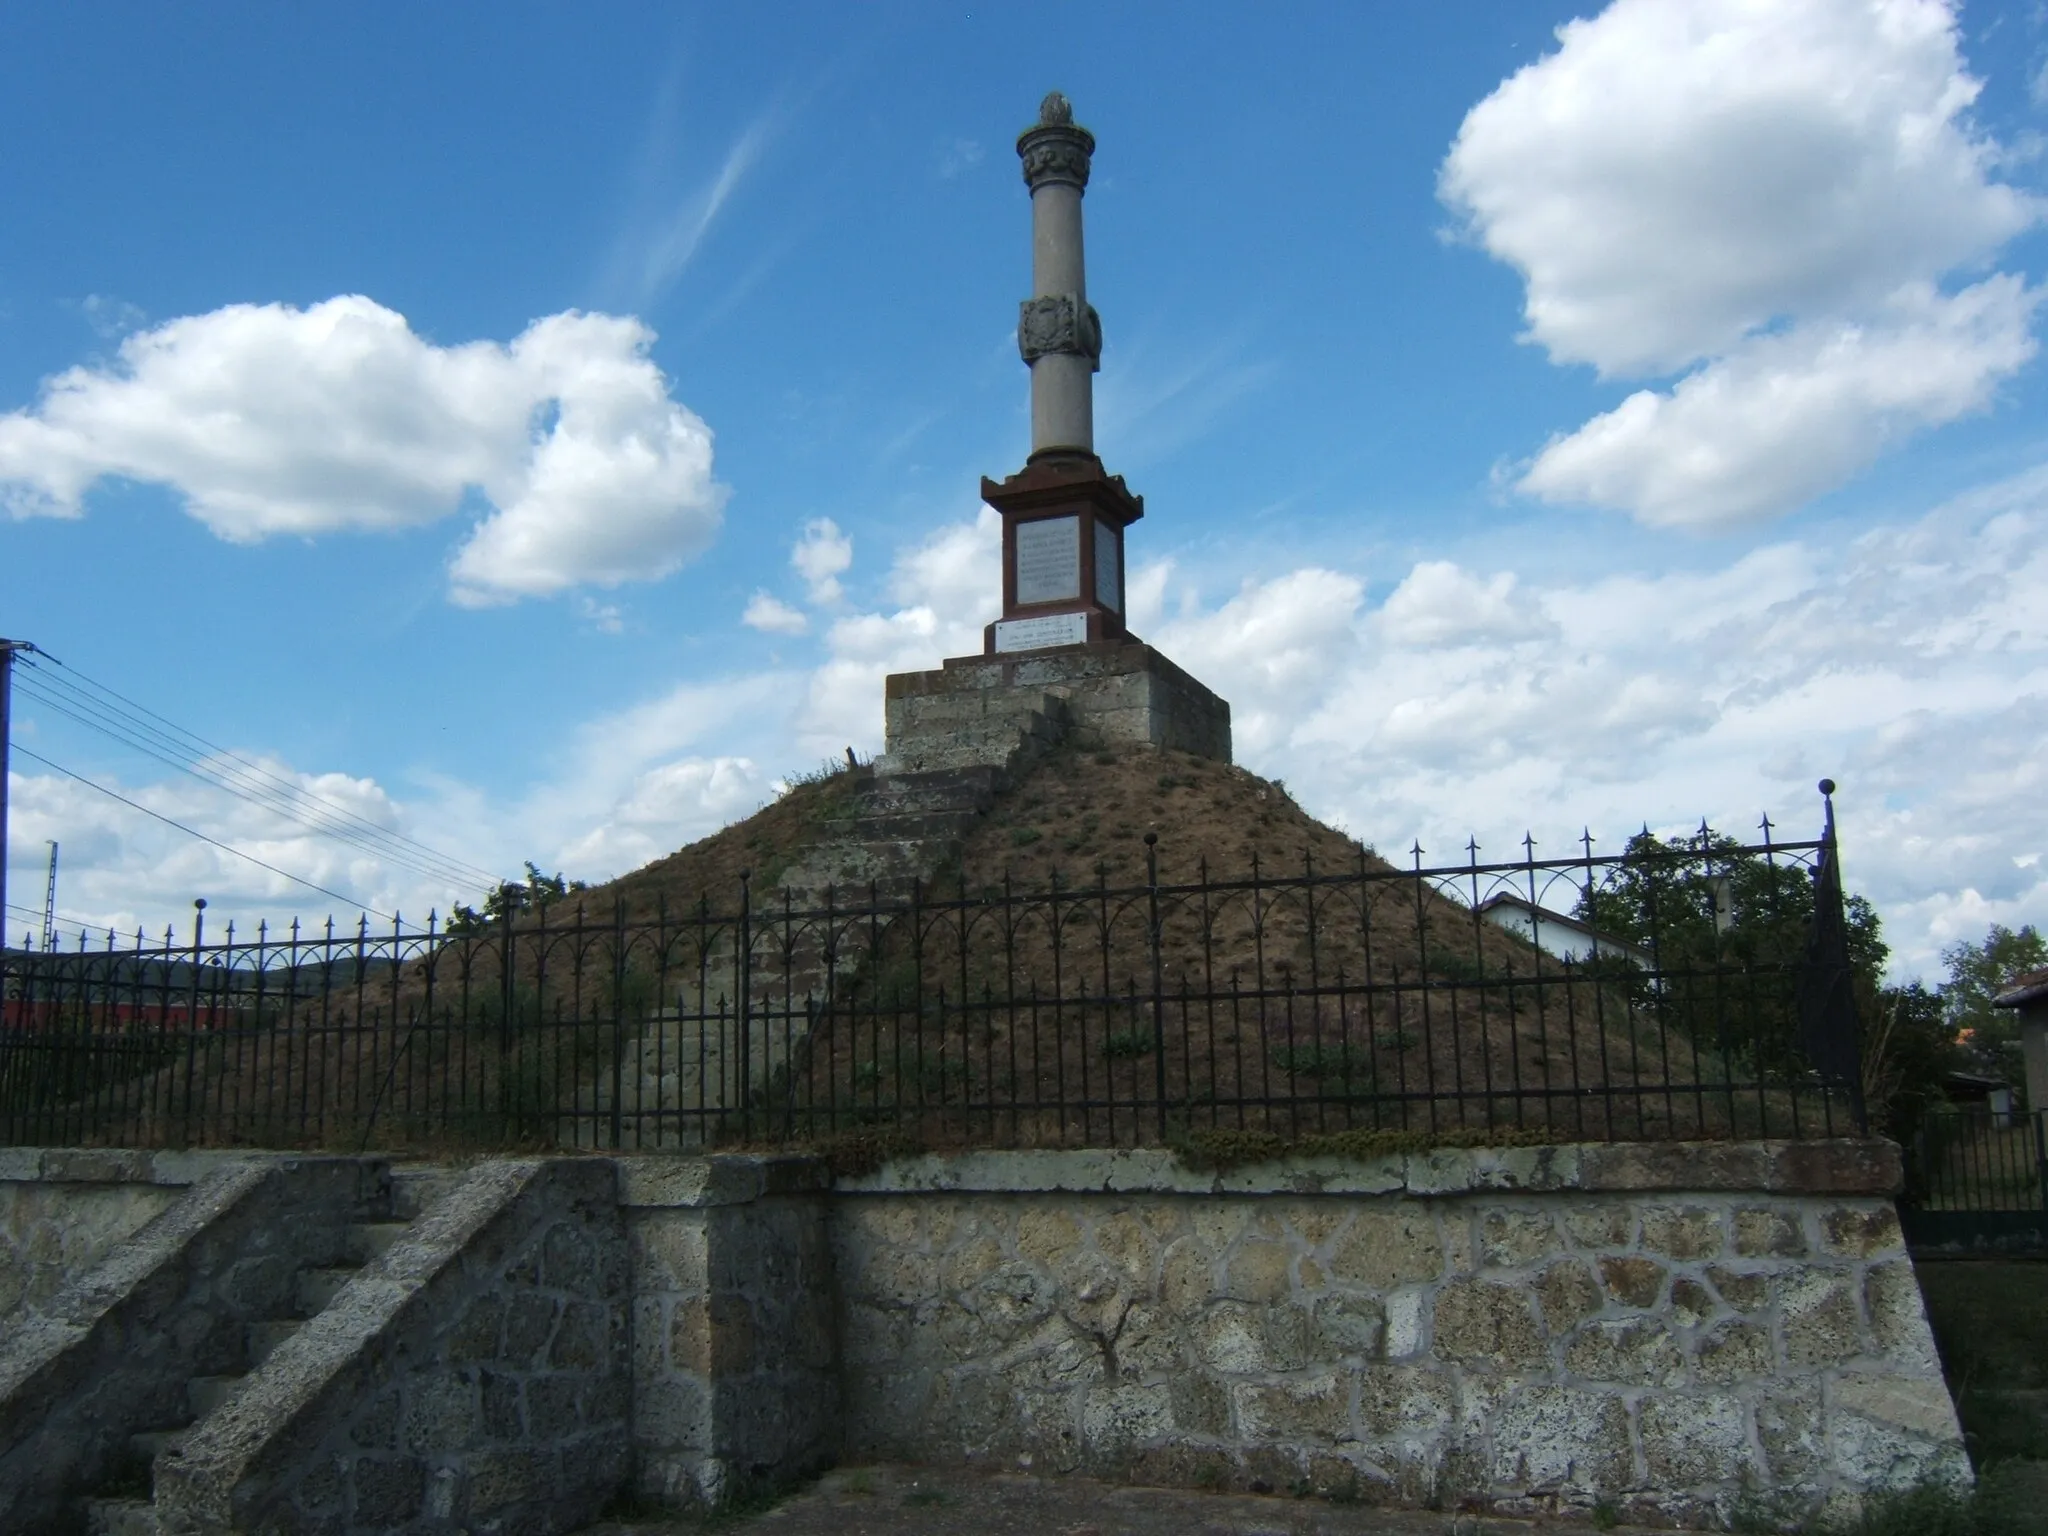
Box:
(16, 655), (505, 890)
(11, 744), (396, 921)
(16, 659), (500, 889)
(14, 672), (484, 889)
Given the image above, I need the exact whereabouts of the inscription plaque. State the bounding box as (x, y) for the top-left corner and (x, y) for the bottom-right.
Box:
(1095, 519), (1120, 610)
(1014, 515), (1080, 605)
(994, 611), (1088, 652)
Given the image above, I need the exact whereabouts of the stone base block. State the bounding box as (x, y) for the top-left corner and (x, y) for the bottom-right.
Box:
(883, 641), (1231, 770)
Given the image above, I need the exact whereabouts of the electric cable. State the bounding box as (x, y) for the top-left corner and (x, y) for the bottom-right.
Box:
(14, 655), (505, 891)
(11, 744), (397, 921)
(14, 674), (483, 889)
(15, 661), (497, 888)
(24, 654), (503, 878)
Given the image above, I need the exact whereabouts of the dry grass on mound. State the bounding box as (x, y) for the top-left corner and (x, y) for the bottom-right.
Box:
(37, 742), (1813, 1153)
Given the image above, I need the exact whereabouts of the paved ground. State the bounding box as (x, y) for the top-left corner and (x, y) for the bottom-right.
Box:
(579, 1465), (1661, 1536)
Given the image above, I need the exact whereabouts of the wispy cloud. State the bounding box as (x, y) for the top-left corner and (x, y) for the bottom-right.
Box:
(595, 53), (790, 313)
(937, 137), (983, 179)
(628, 115), (776, 305)
(76, 294), (146, 339)
(1095, 329), (1278, 467)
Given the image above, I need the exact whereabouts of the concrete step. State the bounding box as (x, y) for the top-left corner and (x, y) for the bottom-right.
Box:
(246, 1318), (304, 1367)
(859, 770), (1001, 812)
(849, 810), (986, 841)
(127, 1429), (186, 1464)
(345, 1221), (412, 1264)
(187, 1374), (243, 1418)
(388, 1163), (463, 1221)
(296, 1265), (361, 1316)
(892, 689), (1065, 726)
(85, 1496), (159, 1536)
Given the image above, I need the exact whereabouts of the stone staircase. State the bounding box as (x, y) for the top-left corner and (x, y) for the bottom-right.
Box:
(80, 1163), (462, 1536)
(577, 695), (1073, 1148)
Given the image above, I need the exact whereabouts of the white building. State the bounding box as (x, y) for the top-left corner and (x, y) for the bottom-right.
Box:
(1474, 893), (1655, 972)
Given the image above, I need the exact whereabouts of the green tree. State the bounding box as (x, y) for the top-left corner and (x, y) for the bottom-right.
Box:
(1940, 924), (2048, 1093)
(1862, 979), (1967, 1138)
(443, 861), (590, 937)
(1576, 826), (1887, 1083)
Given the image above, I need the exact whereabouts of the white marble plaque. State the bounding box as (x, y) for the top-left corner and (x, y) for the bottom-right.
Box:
(1014, 515), (1080, 605)
(994, 611), (1088, 653)
(1095, 519), (1120, 610)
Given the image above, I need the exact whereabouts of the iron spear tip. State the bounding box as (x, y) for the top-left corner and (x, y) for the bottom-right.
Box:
(1039, 91), (1073, 126)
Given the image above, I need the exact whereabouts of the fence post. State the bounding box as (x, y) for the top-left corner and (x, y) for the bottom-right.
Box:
(499, 911), (516, 1137)
(611, 894), (627, 1150)
(2034, 1106), (2048, 1231)
(1146, 832), (1166, 1142)
(738, 867), (752, 1143)
(1795, 779), (1866, 1135)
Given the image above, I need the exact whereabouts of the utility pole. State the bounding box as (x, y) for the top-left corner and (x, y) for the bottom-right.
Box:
(40, 841), (58, 953)
(0, 638), (37, 954)
(0, 639), (16, 952)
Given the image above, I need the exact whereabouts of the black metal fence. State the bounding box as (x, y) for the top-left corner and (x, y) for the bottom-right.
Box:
(0, 806), (1865, 1154)
(1900, 1108), (2048, 1254)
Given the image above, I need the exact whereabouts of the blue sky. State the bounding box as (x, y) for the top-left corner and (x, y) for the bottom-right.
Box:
(3, 0), (2046, 978)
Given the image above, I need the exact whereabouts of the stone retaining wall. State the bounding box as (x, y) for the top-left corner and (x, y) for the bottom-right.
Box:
(0, 1147), (252, 1325)
(156, 1158), (629, 1536)
(830, 1144), (1966, 1527)
(0, 1156), (382, 1532)
(623, 1157), (838, 1509)
(0, 1142), (1968, 1529)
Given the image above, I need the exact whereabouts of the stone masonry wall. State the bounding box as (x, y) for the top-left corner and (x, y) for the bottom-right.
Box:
(0, 1156), (381, 1533)
(886, 642), (1233, 766)
(624, 1157), (838, 1510)
(832, 1145), (1966, 1527)
(0, 1147), (255, 1326)
(156, 1159), (628, 1536)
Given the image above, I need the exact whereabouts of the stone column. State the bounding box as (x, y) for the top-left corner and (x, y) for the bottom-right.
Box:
(1017, 93), (1099, 458)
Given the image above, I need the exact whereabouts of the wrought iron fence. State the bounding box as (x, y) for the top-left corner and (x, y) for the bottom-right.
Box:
(0, 803), (1864, 1154)
(1900, 1108), (2048, 1253)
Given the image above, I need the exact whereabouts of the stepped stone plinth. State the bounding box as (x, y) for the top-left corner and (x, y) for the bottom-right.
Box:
(880, 640), (1230, 775)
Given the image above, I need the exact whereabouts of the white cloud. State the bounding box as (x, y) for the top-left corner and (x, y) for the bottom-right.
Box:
(791, 517), (854, 604)
(557, 756), (767, 875)
(1522, 277), (2039, 528)
(4, 753), (460, 940)
(1153, 569), (1365, 758)
(796, 507), (999, 754)
(742, 592), (808, 635)
(0, 296), (728, 605)
(1442, 0), (2042, 528)
(578, 597), (626, 634)
(78, 294), (146, 339)
(1379, 561), (1552, 647)
(937, 138), (984, 179)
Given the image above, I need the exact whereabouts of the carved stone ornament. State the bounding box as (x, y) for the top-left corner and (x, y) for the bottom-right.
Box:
(1017, 127), (1093, 190)
(1017, 295), (1102, 369)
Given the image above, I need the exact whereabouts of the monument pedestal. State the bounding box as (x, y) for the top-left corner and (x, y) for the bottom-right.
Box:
(880, 640), (1231, 776)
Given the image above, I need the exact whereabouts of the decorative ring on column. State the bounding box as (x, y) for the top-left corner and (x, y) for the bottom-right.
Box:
(1017, 295), (1103, 369)
(1017, 95), (1093, 191)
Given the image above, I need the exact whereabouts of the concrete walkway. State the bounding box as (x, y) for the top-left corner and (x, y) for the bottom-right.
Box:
(579, 1465), (1662, 1535)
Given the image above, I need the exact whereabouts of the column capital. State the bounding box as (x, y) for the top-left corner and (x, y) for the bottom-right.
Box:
(1017, 92), (1094, 193)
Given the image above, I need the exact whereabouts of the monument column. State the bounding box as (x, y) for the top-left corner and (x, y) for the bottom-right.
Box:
(1018, 94), (1097, 457)
(983, 93), (1144, 656)
(878, 91), (1233, 770)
